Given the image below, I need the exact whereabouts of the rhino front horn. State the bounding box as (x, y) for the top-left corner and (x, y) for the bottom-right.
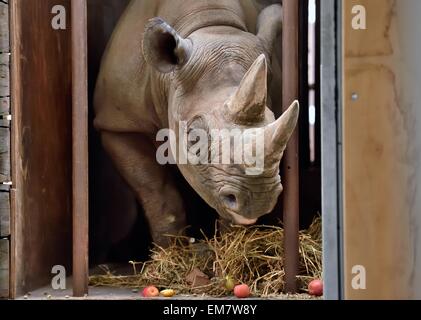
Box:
(265, 100), (300, 162)
(226, 54), (268, 124)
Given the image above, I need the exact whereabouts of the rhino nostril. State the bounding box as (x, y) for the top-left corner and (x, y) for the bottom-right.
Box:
(222, 194), (237, 210)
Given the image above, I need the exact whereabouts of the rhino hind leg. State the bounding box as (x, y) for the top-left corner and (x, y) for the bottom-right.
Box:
(100, 130), (187, 247)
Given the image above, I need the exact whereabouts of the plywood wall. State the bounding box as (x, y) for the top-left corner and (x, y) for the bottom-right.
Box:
(343, 0), (421, 299)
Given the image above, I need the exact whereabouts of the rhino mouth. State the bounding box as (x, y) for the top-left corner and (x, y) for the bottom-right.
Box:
(229, 211), (258, 226)
(220, 207), (258, 226)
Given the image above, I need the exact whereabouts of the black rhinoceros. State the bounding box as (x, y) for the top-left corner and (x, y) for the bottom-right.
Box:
(94, 0), (299, 245)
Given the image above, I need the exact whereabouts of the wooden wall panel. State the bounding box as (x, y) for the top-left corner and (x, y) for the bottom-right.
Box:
(344, 0), (393, 57)
(0, 97), (10, 128)
(0, 239), (9, 297)
(0, 188), (9, 237)
(0, 53), (9, 98)
(0, 127), (10, 183)
(0, 1), (9, 53)
(0, 97), (9, 115)
(0, 52), (10, 183)
(0, 0), (10, 299)
(343, 0), (421, 299)
(10, 0), (73, 296)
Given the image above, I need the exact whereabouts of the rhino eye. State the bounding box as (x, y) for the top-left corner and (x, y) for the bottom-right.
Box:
(187, 117), (209, 138)
(187, 116), (211, 161)
(187, 129), (202, 152)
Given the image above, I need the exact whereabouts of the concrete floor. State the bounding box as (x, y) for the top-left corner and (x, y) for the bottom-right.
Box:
(15, 265), (320, 300)
(17, 284), (317, 300)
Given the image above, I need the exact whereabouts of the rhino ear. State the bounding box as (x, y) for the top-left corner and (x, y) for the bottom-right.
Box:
(256, 4), (282, 57)
(142, 18), (192, 73)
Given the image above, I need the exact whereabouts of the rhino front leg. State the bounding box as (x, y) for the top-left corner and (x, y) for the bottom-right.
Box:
(100, 131), (187, 247)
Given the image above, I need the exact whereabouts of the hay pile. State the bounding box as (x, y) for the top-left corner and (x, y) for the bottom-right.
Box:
(89, 216), (322, 297)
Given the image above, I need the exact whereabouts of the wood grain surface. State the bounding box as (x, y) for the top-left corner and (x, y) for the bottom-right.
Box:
(10, 0), (72, 297)
(343, 0), (421, 299)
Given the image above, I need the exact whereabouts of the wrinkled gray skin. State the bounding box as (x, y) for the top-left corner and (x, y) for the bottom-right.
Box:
(94, 0), (299, 246)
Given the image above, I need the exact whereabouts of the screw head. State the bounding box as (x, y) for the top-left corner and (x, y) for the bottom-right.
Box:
(351, 93), (359, 101)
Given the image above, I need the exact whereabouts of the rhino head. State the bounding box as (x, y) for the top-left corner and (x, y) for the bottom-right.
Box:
(142, 11), (299, 225)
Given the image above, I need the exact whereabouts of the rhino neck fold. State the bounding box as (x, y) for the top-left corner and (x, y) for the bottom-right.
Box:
(171, 6), (248, 37)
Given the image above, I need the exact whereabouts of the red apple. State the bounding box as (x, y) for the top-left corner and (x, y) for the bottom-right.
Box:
(308, 279), (323, 296)
(234, 284), (250, 298)
(142, 285), (159, 297)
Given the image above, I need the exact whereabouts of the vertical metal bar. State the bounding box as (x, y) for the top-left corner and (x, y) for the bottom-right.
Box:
(71, 0), (89, 297)
(320, 0), (342, 300)
(282, 0), (300, 293)
(336, 0), (345, 300)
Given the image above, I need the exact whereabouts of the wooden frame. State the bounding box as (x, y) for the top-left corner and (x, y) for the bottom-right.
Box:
(3, 0), (307, 298)
(75, 0), (304, 296)
(8, 0), (421, 301)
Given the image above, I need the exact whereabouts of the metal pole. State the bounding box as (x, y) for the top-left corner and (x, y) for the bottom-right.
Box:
(282, 0), (300, 293)
(71, 0), (89, 297)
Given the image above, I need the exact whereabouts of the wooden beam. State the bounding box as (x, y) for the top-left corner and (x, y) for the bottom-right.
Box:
(72, 0), (89, 297)
(9, 0), (22, 299)
(282, 0), (300, 293)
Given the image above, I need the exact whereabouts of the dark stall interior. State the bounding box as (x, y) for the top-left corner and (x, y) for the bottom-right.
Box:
(86, 0), (321, 266)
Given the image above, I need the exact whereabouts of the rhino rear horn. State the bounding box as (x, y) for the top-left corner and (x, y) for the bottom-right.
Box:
(226, 54), (268, 124)
(142, 17), (192, 73)
(264, 100), (300, 162)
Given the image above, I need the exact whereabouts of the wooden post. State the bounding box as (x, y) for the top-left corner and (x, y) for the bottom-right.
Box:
(282, 0), (300, 293)
(72, 0), (89, 297)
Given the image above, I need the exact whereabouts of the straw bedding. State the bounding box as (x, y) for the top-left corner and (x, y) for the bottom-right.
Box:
(90, 216), (322, 297)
